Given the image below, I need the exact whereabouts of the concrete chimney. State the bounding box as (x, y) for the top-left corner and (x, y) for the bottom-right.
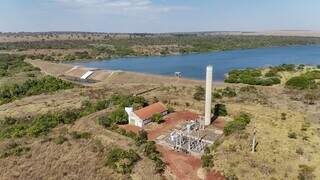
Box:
(204, 65), (213, 126)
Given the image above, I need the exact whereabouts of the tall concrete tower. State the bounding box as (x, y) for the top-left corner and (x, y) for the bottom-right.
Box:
(204, 65), (213, 126)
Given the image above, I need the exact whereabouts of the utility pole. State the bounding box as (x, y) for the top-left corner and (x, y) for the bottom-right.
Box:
(251, 128), (256, 153)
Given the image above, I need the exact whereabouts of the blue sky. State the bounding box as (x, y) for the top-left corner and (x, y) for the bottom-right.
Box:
(0, 0), (319, 32)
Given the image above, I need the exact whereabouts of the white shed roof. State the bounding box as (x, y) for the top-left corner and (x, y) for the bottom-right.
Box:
(81, 71), (94, 79)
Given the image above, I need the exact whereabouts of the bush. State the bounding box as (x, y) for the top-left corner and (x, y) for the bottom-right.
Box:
(225, 68), (281, 86)
(212, 92), (222, 99)
(0, 54), (39, 77)
(304, 70), (320, 79)
(105, 148), (141, 174)
(135, 130), (148, 145)
(109, 94), (148, 109)
(239, 86), (258, 93)
(298, 165), (315, 180)
(0, 99), (107, 139)
(288, 132), (297, 139)
(70, 131), (91, 139)
(53, 135), (67, 144)
(224, 113), (251, 136)
(221, 87), (237, 97)
(296, 147), (304, 155)
(265, 70), (278, 77)
(193, 86), (205, 101)
(97, 116), (113, 128)
(142, 141), (157, 156)
(286, 76), (316, 90)
(151, 113), (164, 124)
(0, 142), (30, 158)
(0, 76), (74, 105)
(108, 108), (128, 125)
(151, 154), (166, 173)
(213, 87), (237, 99)
(167, 106), (175, 113)
(213, 104), (228, 117)
(201, 153), (214, 168)
(141, 141), (165, 173)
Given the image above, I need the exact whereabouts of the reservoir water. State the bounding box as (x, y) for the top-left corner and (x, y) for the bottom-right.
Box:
(74, 45), (320, 81)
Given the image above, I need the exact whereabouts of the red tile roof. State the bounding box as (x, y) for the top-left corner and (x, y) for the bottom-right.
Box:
(134, 102), (167, 120)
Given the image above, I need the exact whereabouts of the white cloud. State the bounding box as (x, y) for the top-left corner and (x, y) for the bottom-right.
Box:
(53, 0), (185, 13)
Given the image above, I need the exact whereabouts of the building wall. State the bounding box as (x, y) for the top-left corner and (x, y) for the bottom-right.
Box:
(129, 110), (168, 128)
(129, 114), (144, 127)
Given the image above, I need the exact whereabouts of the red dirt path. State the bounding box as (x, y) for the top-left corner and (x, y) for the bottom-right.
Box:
(212, 117), (226, 130)
(157, 145), (202, 180)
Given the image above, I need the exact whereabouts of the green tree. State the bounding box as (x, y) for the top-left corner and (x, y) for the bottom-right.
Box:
(151, 113), (164, 124)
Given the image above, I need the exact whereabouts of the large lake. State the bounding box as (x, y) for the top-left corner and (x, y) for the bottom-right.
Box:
(74, 45), (320, 81)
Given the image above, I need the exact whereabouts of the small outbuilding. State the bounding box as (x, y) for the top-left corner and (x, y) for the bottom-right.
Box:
(125, 102), (168, 127)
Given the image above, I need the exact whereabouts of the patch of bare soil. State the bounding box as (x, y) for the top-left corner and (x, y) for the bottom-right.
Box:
(26, 59), (73, 76)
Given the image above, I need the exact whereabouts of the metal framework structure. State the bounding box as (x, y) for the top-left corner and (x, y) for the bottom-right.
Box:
(168, 120), (211, 154)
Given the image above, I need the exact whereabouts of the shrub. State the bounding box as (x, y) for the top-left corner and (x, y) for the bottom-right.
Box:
(304, 92), (318, 105)
(224, 113), (251, 136)
(213, 104), (228, 117)
(0, 142), (30, 158)
(109, 94), (148, 109)
(141, 140), (165, 173)
(301, 122), (310, 131)
(70, 131), (91, 139)
(221, 87), (237, 97)
(0, 99), (107, 139)
(296, 147), (304, 155)
(298, 165), (315, 180)
(0, 76), (74, 105)
(167, 106), (175, 113)
(97, 116), (113, 128)
(265, 70), (278, 77)
(94, 100), (110, 111)
(193, 86), (205, 101)
(105, 148), (140, 174)
(151, 113), (164, 124)
(286, 76), (316, 90)
(135, 130), (148, 145)
(225, 68), (281, 86)
(151, 154), (166, 173)
(304, 70), (320, 79)
(212, 92), (222, 99)
(288, 132), (297, 139)
(108, 108), (128, 125)
(239, 86), (257, 93)
(0, 54), (39, 77)
(142, 141), (158, 156)
(54, 135), (67, 144)
(201, 153), (214, 168)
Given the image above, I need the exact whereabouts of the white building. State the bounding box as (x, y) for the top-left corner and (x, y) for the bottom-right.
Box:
(125, 102), (168, 127)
